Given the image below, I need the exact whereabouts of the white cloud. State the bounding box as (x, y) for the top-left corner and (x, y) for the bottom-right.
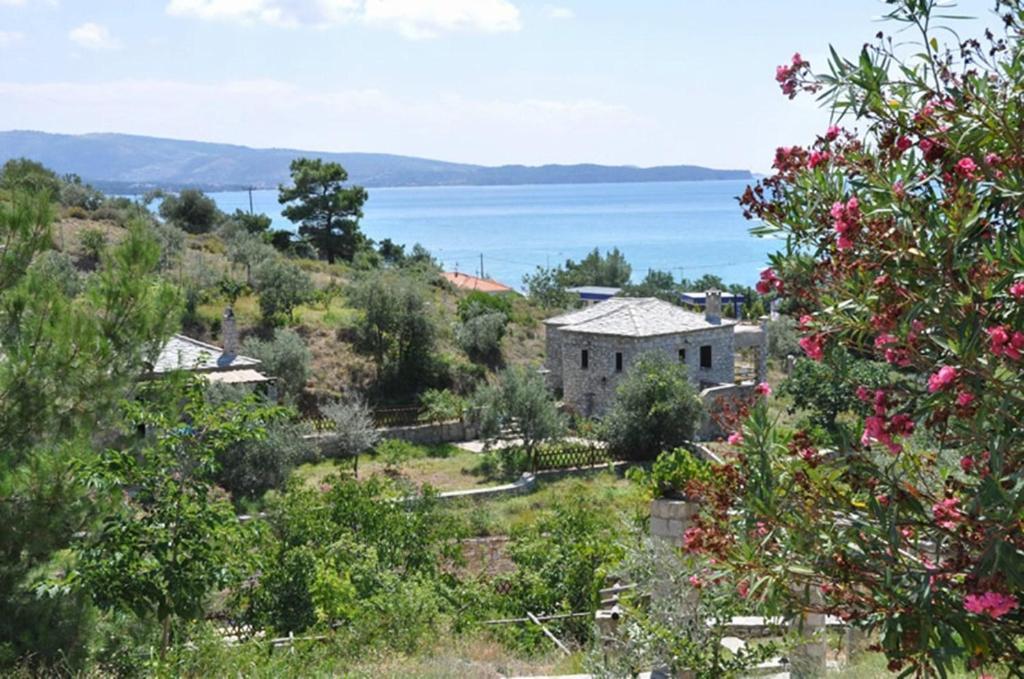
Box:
(0, 79), (644, 165)
(542, 5), (573, 20)
(68, 22), (120, 50)
(0, 30), (23, 46)
(165, 0), (521, 37)
(362, 0), (520, 39)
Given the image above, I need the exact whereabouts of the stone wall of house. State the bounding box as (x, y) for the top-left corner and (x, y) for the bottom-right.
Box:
(544, 324), (563, 391)
(558, 325), (735, 417)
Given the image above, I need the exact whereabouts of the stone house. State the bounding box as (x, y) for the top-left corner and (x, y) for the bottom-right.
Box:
(543, 292), (746, 417)
(144, 308), (273, 390)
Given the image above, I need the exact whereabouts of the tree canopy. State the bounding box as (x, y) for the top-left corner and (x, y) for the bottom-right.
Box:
(278, 158), (368, 264)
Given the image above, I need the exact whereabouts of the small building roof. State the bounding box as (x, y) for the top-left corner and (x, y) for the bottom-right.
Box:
(679, 291), (744, 303)
(566, 286), (622, 296)
(442, 271), (514, 294)
(546, 297), (735, 338)
(152, 334), (262, 374)
(204, 368), (271, 384)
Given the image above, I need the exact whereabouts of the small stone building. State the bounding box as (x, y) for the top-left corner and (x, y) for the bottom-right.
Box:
(543, 292), (740, 417)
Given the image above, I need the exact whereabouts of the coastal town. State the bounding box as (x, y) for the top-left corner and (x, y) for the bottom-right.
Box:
(2, 1), (1024, 678)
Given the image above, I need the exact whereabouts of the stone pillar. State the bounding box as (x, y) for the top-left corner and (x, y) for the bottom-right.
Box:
(787, 585), (827, 679)
(704, 290), (722, 325)
(222, 306), (239, 355)
(650, 497), (699, 548)
(648, 498), (700, 679)
(756, 315), (769, 384)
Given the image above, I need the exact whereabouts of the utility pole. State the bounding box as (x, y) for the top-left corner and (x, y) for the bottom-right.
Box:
(248, 186), (254, 215)
(480, 253), (485, 279)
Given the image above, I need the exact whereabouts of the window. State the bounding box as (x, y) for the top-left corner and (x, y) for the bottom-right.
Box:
(581, 349), (589, 369)
(615, 352), (623, 372)
(700, 345), (712, 369)
(678, 348), (686, 363)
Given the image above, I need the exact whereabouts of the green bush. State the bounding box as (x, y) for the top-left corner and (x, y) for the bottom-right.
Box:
(418, 388), (467, 423)
(456, 311), (507, 364)
(320, 398), (379, 459)
(78, 227), (107, 263)
(242, 328), (311, 404)
(375, 439), (419, 472)
(601, 352), (703, 460)
(252, 257), (313, 324)
(215, 416), (316, 500)
(457, 291), (512, 322)
(626, 447), (711, 499)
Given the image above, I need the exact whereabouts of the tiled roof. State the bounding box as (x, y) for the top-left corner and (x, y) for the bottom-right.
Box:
(546, 297), (735, 338)
(442, 272), (514, 294)
(152, 334), (262, 374)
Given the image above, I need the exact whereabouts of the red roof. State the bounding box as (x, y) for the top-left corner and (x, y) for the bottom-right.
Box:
(442, 271), (514, 294)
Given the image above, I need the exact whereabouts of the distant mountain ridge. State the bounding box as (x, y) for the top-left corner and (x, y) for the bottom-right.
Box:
(0, 130), (753, 192)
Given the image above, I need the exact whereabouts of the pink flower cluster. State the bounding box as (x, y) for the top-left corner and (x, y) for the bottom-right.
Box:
(955, 156), (980, 180)
(860, 389), (914, 454)
(927, 365), (957, 393)
(1009, 281), (1024, 299)
(964, 591), (1018, 619)
(932, 497), (963, 530)
(874, 334), (910, 367)
(986, 325), (1024, 360)
(807, 150), (830, 169)
(727, 431), (744, 445)
(830, 196), (860, 250)
(799, 334), (825, 361)
(755, 267), (784, 295)
(775, 52), (809, 98)
(754, 382), (773, 397)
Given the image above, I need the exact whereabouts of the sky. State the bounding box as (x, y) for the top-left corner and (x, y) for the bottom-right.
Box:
(0, 0), (999, 172)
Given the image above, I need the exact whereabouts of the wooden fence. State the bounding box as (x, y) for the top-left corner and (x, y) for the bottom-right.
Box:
(372, 406), (423, 428)
(532, 441), (610, 471)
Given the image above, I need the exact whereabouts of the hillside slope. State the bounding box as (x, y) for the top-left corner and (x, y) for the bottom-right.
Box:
(0, 130), (753, 191)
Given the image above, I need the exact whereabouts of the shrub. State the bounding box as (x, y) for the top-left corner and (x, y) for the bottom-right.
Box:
(27, 251), (80, 297)
(600, 352), (703, 460)
(252, 257), (313, 324)
(158, 189), (222, 234)
(64, 206), (89, 220)
(418, 388), (467, 423)
(456, 291), (512, 322)
(78, 227), (107, 263)
(456, 311), (507, 364)
(320, 398), (379, 459)
(626, 447), (712, 499)
(765, 315), (800, 361)
(242, 329), (311, 404)
(473, 366), (564, 468)
(719, 5), (1024, 672)
(215, 416), (316, 500)
(375, 439), (419, 473)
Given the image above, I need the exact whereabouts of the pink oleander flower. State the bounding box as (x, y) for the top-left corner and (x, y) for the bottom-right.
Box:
(956, 156), (980, 179)
(737, 580), (750, 598)
(807, 150), (830, 169)
(755, 382), (772, 396)
(985, 153), (1001, 165)
(689, 575), (703, 589)
(932, 497), (962, 530)
(927, 365), (957, 393)
(799, 334), (825, 361)
(987, 325), (1024, 360)
(956, 391), (975, 407)
(964, 591), (1018, 619)
(960, 455), (974, 474)
(893, 179), (905, 198)
(896, 136), (913, 152)
(919, 138), (934, 154)
(855, 385), (871, 402)
(1010, 281), (1024, 299)
(825, 125), (840, 141)
(756, 267), (784, 295)
(727, 431), (744, 445)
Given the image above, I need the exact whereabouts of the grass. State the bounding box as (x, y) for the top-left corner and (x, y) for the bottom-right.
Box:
(446, 470), (646, 536)
(294, 442), (494, 492)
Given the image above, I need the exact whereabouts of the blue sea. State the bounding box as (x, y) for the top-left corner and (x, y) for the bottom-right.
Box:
(207, 180), (777, 290)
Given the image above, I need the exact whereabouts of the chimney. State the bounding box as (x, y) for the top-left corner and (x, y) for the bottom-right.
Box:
(705, 289), (722, 324)
(222, 307), (238, 355)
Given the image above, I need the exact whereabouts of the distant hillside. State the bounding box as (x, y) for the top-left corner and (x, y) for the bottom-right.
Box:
(0, 130), (753, 192)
